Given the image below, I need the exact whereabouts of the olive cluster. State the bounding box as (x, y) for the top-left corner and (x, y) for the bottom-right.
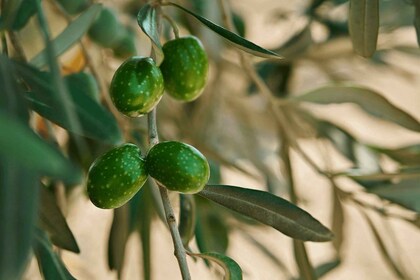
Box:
(87, 36), (210, 209)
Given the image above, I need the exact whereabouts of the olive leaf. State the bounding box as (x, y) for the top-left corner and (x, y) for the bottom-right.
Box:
(198, 185), (334, 242)
(413, 1), (420, 46)
(188, 252), (242, 280)
(0, 0), (23, 30)
(30, 4), (102, 68)
(34, 229), (77, 280)
(108, 205), (129, 278)
(292, 85), (420, 132)
(39, 186), (79, 253)
(369, 144), (420, 166)
(293, 240), (317, 280)
(137, 4), (164, 65)
(164, 2), (281, 59)
(178, 194), (196, 247)
(348, 0), (379, 57)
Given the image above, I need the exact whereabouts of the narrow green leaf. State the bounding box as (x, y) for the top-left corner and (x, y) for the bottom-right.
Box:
(39, 186), (79, 253)
(164, 2), (281, 59)
(30, 4), (102, 68)
(348, 0), (379, 57)
(369, 144), (420, 166)
(293, 240), (317, 280)
(0, 112), (81, 184)
(178, 194), (196, 247)
(0, 160), (39, 280)
(34, 229), (76, 280)
(108, 205), (129, 278)
(137, 4), (164, 65)
(188, 252), (242, 280)
(15, 62), (122, 144)
(199, 185), (333, 242)
(368, 179), (420, 212)
(0, 0), (23, 30)
(138, 184), (154, 280)
(357, 208), (408, 279)
(331, 186), (344, 255)
(293, 85), (420, 132)
(414, 2), (420, 47)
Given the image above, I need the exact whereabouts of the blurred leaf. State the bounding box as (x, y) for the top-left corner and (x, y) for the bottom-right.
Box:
(414, 2), (420, 46)
(15, 62), (122, 144)
(188, 252), (242, 280)
(293, 85), (420, 132)
(165, 2), (281, 59)
(10, 0), (37, 30)
(30, 4), (102, 68)
(64, 72), (100, 102)
(196, 197), (229, 254)
(369, 144), (420, 166)
(178, 194), (196, 247)
(331, 186), (344, 255)
(39, 186), (79, 253)
(314, 259), (341, 278)
(293, 240), (317, 280)
(368, 179), (420, 213)
(137, 4), (164, 65)
(0, 0), (23, 30)
(199, 185), (334, 242)
(0, 112), (81, 184)
(274, 25), (312, 59)
(34, 229), (76, 280)
(357, 208), (408, 279)
(348, 0), (379, 57)
(0, 160), (39, 280)
(108, 205), (129, 278)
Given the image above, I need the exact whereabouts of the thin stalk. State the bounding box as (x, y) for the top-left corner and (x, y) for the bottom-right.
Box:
(147, 109), (191, 280)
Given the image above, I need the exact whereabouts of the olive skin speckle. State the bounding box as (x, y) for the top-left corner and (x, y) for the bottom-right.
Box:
(87, 143), (148, 209)
(160, 36), (209, 102)
(110, 57), (164, 117)
(146, 141), (210, 194)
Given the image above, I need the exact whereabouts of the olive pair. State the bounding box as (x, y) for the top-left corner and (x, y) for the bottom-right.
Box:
(110, 36), (209, 117)
(87, 141), (210, 209)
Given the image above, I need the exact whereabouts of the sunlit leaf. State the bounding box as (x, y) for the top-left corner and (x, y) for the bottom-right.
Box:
(0, 112), (81, 184)
(348, 0), (379, 57)
(30, 4), (102, 68)
(199, 185), (334, 242)
(137, 4), (164, 65)
(293, 85), (420, 132)
(188, 252), (242, 280)
(34, 229), (76, 280)
(39, 186), (79, 253)
(108, 205), (129, 278)
(15, 62), (122, 144)
(164, 2), (281, 59)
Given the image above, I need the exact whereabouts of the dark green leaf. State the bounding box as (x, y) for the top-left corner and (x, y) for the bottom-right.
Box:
(414, 2), (420, 47)
(108, 205), (129, 277)
(30, 4), (102, 68)
(348, 0), (379, 57)
(294, 259), (341, 280)
(39, 186), (79, 253)
(15, 62), (122, 144)
(34, 229), (76, 280)
(293, 85), (420, 132)
(195, 196), (229, 254)
(188, 252), (242, 280)
(164, 2), (281, 59)
(0, 112), (81, 183)
(137, 4), (164, 65)
(368, 179), (420, 212)
(293, 240), (317, 280)
(0, 160), (39, 280)
(0, 0), (23, 30)
(10, 0), (37, 30)
(199, 185), (334, 242)
(369, 144), (420, 166)
(331, 187), (345, 255)
(178, 194), (196, 247)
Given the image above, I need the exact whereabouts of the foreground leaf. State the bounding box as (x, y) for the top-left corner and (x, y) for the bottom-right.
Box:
(164, 2), (281, 59)
(15, 62), (122, 144)
(39, 186), (79, 253)
(199, 185), (333, 242)
(293, 85), (420, 132)
(137, 4), (164, 65)
(348, 0), (379, 57)
(188, 252), (242, 280)
(0, 112), (81, 184)
(34, 229), (76, 280)
(30, 4), (102, 67)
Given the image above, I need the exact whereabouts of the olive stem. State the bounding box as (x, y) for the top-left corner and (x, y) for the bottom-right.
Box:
(162, 13), (180, 39)
(147, 109), (191, 280)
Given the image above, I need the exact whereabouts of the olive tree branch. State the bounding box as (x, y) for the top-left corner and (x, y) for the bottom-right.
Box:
(147, 109), (191, 280)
